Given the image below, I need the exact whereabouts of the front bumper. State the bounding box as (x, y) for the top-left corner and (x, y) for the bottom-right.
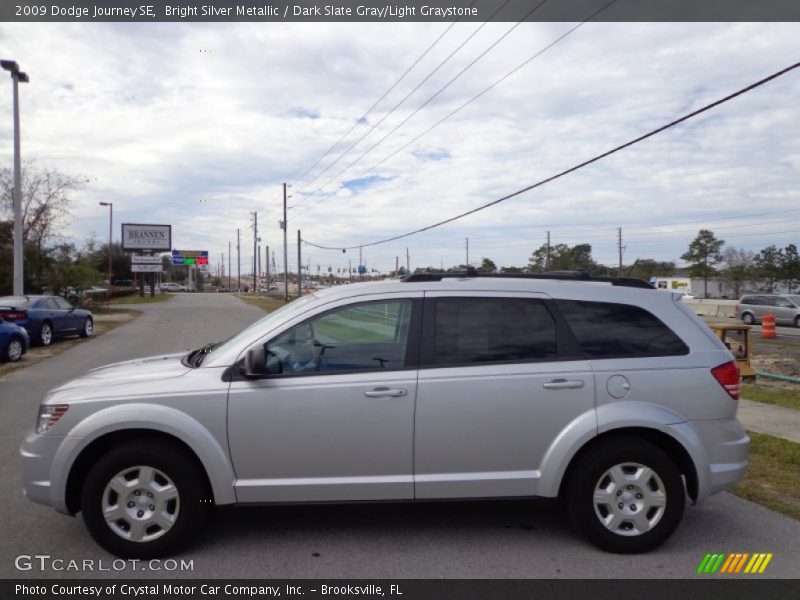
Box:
(20, 430), (70, 513)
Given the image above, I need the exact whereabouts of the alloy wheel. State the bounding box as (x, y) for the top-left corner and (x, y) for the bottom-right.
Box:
(7, 339), (23, 361)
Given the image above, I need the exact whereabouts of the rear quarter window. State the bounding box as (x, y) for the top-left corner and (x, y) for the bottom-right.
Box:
(555, 300), (689, 359)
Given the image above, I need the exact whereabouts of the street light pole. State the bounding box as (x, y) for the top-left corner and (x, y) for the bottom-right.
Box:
(2, 59), (29, 295)
(282, 183), (289, 302)
(99, 202), (113, 284)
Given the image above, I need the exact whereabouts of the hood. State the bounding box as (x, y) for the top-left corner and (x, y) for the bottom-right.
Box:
(49, 352), (192, 395)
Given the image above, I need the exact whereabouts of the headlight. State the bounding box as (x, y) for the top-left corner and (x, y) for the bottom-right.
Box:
(36, 404), (69, 434)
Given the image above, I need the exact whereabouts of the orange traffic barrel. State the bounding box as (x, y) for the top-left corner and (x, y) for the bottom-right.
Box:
(761, 312), (776, 339)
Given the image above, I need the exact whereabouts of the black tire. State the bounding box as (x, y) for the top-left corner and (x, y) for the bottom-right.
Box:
(565, 436), (685, 554)
(3, 336), (24, 362)
(794, 315), (800, 329)
(742, 313), (755, 325)
(80, 441), (211, 558)
(37, 322), (53, 346)
(79, 317), (93, 338)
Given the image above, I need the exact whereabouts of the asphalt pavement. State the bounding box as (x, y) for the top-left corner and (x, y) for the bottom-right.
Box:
(1, 293), (799, 580)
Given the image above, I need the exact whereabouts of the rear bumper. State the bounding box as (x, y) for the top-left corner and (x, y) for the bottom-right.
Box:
(685, 418), (749, 500)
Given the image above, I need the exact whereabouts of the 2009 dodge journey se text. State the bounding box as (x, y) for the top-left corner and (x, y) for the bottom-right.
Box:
(20, 271), (749, 557)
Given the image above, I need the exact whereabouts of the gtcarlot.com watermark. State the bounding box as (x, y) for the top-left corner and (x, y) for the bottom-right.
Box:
(14, 554), (194, 572)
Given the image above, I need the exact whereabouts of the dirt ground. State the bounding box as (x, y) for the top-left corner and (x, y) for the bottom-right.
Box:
(752, 339), (800, 379)
(0, 308), (140, 381)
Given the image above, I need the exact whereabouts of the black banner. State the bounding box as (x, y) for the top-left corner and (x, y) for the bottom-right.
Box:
(4, 579), (800, 600)
(3, 0), (800, 23)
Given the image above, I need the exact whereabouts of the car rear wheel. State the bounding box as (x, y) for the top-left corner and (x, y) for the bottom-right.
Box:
(81, 441), (211, 558)
(565, 436), (685, 553)
(4, 337), (24, 362)
(79, 317), (93, 338)
(742, 313), (755, 325)
(38, 322), (53, 346)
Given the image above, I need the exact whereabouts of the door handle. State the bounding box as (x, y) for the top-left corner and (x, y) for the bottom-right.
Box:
(542, 379), (585, 390)
(364, 387), (407, 398)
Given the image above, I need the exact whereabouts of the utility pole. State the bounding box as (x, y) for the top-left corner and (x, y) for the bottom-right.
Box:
(265, 245), (270, 290)
(546, 231), (551, 270)
(251, 211), (258, 291)
(348, 259), (352, 283)
(617, 227), (623, 273)
(258, 243), (262, 289)
(228, 242), (231, 289)
(358, 246), (363, 281)
(395, 256), (399, 277)
(406, 247), (410, 273)
(465, 237), (469, 267)
(236, 228), (241, 292)
(297, 230), (302, 299)
(282, 183), (289, 301)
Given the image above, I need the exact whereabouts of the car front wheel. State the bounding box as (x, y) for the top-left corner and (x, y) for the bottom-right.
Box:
(81, 441), (211, 558)
(565, 436), (685, 554)
(4, 337), (24, 362)
(38, 322), (53, 346)
(79, 317), (93, 338)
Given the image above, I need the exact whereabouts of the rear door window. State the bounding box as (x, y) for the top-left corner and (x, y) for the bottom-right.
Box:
(555, 300), (689, 359)
(431, 297), (557, 365)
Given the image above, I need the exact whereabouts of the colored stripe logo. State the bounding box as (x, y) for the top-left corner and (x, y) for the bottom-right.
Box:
(696, 552), (773, 574)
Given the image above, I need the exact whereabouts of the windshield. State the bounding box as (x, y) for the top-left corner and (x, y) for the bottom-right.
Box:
(200, 294), (318, 363)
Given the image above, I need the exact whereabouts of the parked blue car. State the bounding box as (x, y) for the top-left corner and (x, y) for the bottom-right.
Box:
(0, 317), (29, 362)
(0, 295), (94, 347)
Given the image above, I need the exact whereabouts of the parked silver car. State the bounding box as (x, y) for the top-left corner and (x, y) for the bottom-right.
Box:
(736, 294), (800, 327)
(20, 272), (748, 557)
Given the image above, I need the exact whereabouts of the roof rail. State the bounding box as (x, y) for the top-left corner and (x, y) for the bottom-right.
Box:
(401, 269), (654, 289)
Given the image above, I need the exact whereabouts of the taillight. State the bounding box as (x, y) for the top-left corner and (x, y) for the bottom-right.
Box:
(711, 361), (740, 400)
(0, 311), (26, 320)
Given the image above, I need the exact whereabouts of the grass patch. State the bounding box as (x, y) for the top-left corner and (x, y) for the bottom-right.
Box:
(238, 295), (291, 313)
(741, 384), (800, 411)
(732, 432), (800, 521)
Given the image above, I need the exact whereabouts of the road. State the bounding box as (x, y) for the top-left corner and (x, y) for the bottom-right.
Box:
(1, 293), (799, 579)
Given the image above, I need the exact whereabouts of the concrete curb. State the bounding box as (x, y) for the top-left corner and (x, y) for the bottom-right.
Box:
(738, 399), (800, 444)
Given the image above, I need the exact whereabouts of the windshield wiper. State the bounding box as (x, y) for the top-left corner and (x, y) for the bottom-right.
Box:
(185, 342), (220, 368)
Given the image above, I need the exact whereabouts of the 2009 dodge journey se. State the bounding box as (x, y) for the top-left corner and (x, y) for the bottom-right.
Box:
(21, 271), (749, 557)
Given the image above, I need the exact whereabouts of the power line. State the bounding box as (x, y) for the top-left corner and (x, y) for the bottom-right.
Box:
(292, 0), (618, 219)
(290, 21), (460, 191)
(303, 60), (800, 251)
(292, 0), (546, 215)
(292, 0), (488, 196)
(470, 215), (800, 249)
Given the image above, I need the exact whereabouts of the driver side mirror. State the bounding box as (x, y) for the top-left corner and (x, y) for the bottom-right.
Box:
(241, 346), (267, 378)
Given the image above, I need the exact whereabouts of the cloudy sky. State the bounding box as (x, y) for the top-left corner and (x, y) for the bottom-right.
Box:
(1, 20), (799, 276)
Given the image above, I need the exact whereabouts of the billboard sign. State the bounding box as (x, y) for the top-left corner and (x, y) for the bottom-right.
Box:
(131, 254), (163, 264)
(131, 264), (164, 273)
(172, 250), (209, 266)
(121, 224), (172, 251)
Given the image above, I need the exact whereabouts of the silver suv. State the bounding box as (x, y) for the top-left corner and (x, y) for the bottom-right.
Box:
(736, 293), (800, 327)
(20, 273), (748, 557)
